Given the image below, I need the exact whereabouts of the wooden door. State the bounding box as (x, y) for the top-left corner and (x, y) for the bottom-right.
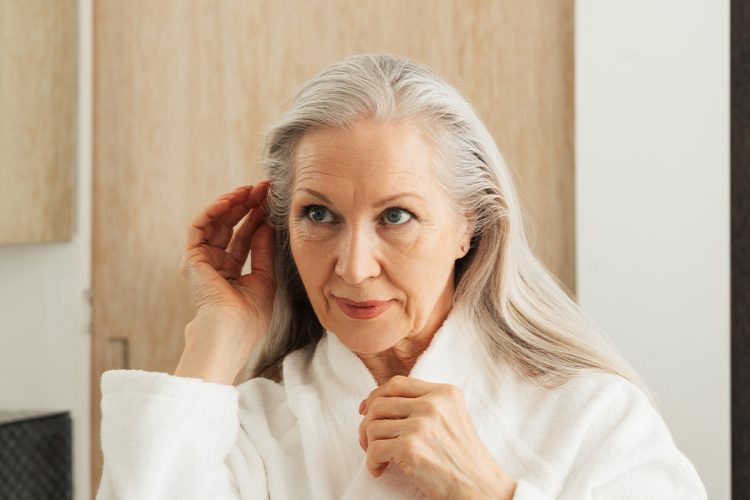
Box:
(92, 1), (574, 494)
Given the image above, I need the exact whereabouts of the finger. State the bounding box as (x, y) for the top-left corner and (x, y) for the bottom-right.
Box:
(222, 187), (256, 227)
(247, 220), (275, 279)
(226, 207), (266, 272)
(366, 439), (410, 478)
(245, 183), (273, 275)
(243, 180), (271, 211)
(358, 395), (412, 446)
(359, 396), (413, 452)
(207, 187), (257, 248)
(362, 375), (439, 412)
(365, 439), (391, 477)
(186, 196), (233, 249)
(185, 186), (252, 249)
(212, 184), (265, 242)
(361, 419), (404, 452)
(226, 183), (270, 266)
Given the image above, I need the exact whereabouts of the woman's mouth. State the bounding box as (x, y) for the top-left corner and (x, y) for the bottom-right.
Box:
(334, 297), (394, 320)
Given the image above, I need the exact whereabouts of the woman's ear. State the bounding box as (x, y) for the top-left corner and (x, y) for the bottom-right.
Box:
(456, 213), (476, 259)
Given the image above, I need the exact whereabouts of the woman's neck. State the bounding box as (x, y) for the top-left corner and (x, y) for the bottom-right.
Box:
(357, 335), (431, 385)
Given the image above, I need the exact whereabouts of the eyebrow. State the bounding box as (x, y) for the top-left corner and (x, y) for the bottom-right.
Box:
(295, 187), (425, 207)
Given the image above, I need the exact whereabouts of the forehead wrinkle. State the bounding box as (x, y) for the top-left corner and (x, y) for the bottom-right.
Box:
(295, 165), (425, 183)
(293, 174), (425, 200)
(295, 154), (432, 182)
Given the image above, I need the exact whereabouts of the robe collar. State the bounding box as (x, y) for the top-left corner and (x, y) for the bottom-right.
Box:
(313, 303), (494, 498)
(291, 303), (496, 499)
(320, 302), (482, 396)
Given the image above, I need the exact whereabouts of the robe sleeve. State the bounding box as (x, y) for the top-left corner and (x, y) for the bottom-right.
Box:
(512, 376), (708, 500)
(95, 369), (268, 500)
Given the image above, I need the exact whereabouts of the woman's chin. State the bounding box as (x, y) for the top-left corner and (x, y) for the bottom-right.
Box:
(329, 326), (402, 355)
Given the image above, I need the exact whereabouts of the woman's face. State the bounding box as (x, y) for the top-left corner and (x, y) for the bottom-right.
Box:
(288, 119), (471, 355)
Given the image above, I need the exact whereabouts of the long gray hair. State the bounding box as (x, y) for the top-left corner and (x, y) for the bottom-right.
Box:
(247, 52), (653, 404)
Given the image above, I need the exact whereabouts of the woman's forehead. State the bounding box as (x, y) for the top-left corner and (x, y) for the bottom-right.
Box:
(292, 185), (426, 208)
(293, 122), (436, 176)
(294, 164), (425, 184)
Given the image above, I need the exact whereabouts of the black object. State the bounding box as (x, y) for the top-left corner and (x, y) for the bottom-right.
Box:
(733, 0), (750, 498)
(0, 411), (72, 500)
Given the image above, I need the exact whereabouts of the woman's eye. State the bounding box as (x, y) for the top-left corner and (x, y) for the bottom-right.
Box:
(382, 207), (412, 225)
(301, 205), (413, 226)
(303, 205), (334, 223)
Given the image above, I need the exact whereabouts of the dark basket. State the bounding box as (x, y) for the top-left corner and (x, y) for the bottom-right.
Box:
(0, 411), (72, 500)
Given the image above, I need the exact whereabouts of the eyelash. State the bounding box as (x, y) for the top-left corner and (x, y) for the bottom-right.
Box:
(299, 204), (416, 226)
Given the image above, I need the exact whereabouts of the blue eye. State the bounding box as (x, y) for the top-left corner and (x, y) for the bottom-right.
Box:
(382, 207), (412, 225)
(300, 205), (415, 226)
(303, 205), (334, 223)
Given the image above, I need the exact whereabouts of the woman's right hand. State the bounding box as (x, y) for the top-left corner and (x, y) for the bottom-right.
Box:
(175, 181), (276, 383)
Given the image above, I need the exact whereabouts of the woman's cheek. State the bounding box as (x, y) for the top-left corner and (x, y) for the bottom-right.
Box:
(290, 221), (335, 243)
(291, 221), (423, 255)
(384, 226), (426, 255)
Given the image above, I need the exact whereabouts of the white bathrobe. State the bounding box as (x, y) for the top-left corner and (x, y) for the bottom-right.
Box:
(96, 305), (707, 499)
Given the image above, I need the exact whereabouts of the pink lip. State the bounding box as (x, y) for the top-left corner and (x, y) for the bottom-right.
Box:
(334, 297), (394, 320)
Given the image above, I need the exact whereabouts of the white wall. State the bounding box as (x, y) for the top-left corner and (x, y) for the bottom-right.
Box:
(0, 0), (92, 499)
(576, 1), (730, 499)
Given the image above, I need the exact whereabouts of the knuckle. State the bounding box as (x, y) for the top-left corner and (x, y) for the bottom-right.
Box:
(442, 384), (463, 400)
(422, 395), (440, 414)
(366, 440), (383, 464)
(383, 375), (405, 393)
(370, 396), (386, 411)
(400, 436), (420, 461)
(366, 455), (379, 474)
(365, 422), (379, 440)
(186, 222), (198, 235)
(411, 417), (427, 434)
(367, 439), (381, 453)
(180, 251), (197, 272)
(179, 253), (189, 270)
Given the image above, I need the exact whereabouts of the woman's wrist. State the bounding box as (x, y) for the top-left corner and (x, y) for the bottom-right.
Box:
(173, 320), (259, 385)
(467, 466), (516, 500)
(498, 475), (517, 500)
(173, 345), (240, 385)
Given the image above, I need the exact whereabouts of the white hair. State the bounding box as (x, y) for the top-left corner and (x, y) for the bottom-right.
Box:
(246, 52), (653, 405)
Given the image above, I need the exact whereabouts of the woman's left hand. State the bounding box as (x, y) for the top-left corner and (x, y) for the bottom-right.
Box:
(358, 375), (517, 500)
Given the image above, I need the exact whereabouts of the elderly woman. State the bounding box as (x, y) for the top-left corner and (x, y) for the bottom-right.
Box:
(96, 53), (706, 499)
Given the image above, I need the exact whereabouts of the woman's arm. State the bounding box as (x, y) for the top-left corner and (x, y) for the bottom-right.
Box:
(95, 369), (266, 500)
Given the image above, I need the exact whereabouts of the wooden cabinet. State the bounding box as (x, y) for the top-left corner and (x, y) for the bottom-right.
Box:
(0, 0), (78, 244)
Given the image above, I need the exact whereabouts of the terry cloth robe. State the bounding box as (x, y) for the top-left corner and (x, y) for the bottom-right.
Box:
(96, 304), (708, 499)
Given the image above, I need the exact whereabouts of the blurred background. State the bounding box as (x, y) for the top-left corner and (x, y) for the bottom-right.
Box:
(0, 1), (731, 499)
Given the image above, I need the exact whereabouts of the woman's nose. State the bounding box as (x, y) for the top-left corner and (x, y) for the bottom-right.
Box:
(333, 226), (381, 285)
